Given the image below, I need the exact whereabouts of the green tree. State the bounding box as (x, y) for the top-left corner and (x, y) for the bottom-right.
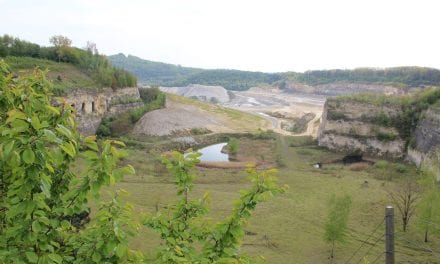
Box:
(324, 194), (352, 259)
(417, 153), (440, 242)
(0, 61), (141, 262)
(49, 35), (72, 62)
(228, 138), (239, 155)
(146, 151), (286, 263)
(387, 178), (420, 232)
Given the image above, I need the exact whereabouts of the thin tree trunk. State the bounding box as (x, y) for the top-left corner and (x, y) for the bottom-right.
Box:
(424, 230), (428, 243)
(331, 240), (335, 259)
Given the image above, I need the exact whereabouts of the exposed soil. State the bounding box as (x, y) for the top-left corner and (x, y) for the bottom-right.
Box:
(133, 98), (227, 136)
(133, 96), (270, 136)
(222, 88), (325, 137)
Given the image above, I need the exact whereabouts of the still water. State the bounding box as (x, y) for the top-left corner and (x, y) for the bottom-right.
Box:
(194, 142), (229, 162)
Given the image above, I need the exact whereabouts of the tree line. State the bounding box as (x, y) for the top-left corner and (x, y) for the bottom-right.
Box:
(281, 67), (440, 87)
(109, 54), (440, 90)
(0, 34), (137, 88)
(108, 54), (280, 91)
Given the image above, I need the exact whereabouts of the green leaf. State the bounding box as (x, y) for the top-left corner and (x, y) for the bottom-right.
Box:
(56, 124), (72, 138)
(43, 129), (61, 144)
(40, 173), (52, 198)
(92, 252), (101, 262)
(115, 243), (128, 258)
(31, 115), (41, 130)
(48, 253), (62, 263)
(22, 148), (35, 164)
(2, 140), (14, 157)
(32, 220), (41, 233)
(25, 251), (39, 263)
(60, 142), (76, 157)
(6, 109), (27, 124)
(45, 105), (60, 115)
(111, 140), (126, 147)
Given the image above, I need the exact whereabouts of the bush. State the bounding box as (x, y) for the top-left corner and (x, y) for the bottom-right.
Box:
(139, 86), (161, 103)
(374, 160), (389, 169)
(251, 129), (276, 140)
(376, 131), (397, 142)
(228, 138), (239, 155)
(190, 127), (212, 135)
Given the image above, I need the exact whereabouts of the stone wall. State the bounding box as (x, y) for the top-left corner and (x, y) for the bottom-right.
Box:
(64, 87), (142, 135)
(317, 99), (406, 158)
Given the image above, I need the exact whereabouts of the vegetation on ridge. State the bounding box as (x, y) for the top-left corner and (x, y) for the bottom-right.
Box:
(108, 53), (280, 91)
(331, 87), (440, 145)
(109, 53), (440, 91)
(0, 34), (137, 93)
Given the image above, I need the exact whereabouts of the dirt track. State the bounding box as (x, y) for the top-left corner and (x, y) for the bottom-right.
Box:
(223, 88), (325, 136)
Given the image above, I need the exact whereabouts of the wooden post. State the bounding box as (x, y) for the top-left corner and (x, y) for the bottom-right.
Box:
(385, 206), (395, 264)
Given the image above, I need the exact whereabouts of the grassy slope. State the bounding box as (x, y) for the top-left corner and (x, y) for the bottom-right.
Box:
(3, 56), (99, 93)
(98, 136), (439, 263)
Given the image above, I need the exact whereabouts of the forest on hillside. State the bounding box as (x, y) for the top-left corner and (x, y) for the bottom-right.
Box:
(108, 54), (279, 90)
(0, 34), (136, 89)
(109, 54), (440, 90)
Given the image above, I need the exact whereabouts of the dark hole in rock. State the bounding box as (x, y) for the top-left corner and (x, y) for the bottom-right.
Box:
(342, 154), (363, 164)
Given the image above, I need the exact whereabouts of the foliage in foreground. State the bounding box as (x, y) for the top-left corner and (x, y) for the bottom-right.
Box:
(146, 151), (286, 263)
(0, 61), (285, 263)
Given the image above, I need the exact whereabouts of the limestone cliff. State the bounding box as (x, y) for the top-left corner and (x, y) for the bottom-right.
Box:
(318, 97), (440, 163)
(407, 104), (440, 166)
(285, 82), (406, 96)
(64, 87), (143, 135)
(318, 98), (406, 158)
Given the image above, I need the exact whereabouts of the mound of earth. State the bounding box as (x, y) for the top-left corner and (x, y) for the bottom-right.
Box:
(160, 84), (230, 103)
(132, 95), (269, 136)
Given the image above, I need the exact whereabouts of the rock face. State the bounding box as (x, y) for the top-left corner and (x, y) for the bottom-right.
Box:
(64, 87), (143, 135)
(285, 82), (405, 96)
(407, 105), (440, 166)
(160, 84), (230, 103)
(318, 99), (406, 158)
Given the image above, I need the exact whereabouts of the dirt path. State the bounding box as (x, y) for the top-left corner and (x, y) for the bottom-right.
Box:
(223, 89), (325, 137)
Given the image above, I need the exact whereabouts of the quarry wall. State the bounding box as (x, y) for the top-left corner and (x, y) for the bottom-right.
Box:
(64, 87), (143, 135)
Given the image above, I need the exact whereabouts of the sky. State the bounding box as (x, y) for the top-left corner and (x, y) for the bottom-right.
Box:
(1, 0), (440, 72)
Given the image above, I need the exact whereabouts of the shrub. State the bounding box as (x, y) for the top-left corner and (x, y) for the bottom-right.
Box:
(376, 131), (397, 141)
(252, 129), (276, 140)
(374, 160), (389, 169)
(228, 138), (239, 155)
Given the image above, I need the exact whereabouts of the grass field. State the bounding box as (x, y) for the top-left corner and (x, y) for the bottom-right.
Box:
(98, 135), (439, 263)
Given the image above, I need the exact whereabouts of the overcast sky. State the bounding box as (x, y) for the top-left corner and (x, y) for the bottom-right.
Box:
(1, 0), (439, 72)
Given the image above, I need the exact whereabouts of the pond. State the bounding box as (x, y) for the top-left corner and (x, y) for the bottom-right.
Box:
(192, 142), (230, 162)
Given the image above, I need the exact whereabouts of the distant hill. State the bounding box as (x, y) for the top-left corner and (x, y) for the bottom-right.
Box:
(109, 54), (440, 91)
(108, 54), (280, 91)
